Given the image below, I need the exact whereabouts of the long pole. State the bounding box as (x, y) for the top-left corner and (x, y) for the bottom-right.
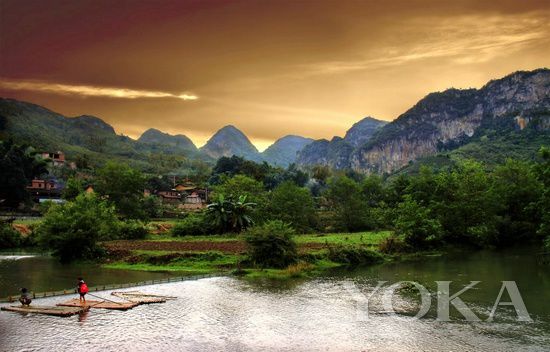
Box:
(86, 292), (125, 305)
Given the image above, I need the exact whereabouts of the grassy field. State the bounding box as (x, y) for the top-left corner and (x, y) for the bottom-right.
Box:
(102, 230), (393, 279)
(11, 217), (395, 279)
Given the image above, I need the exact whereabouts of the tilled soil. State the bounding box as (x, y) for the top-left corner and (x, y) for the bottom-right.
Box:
(103, 240), (326, 254)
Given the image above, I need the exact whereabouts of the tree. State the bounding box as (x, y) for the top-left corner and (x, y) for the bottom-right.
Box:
(0, 223), (21, 249)
(62, 176), (86, 200)
(210, 174), (267, 222)
(245, 220), (298, 268)
(37, 193), (121, 262)
(266, 181), (318, 233)
(207, 195), (256, 233)
(94, 161), (147, 219)
(325, 176), (370, 231)
(534, 147), (550, 243)
(0, 141), (47, 207)
(490, 159), (543, 244)
(433, 161), (497, 245)
(394, 195), (443, 249)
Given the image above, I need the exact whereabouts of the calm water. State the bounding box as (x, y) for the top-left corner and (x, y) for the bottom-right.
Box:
(0, 254), (173, 298)
(0, 247), (549, 351)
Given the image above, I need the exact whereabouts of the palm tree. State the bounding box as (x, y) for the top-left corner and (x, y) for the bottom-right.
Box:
(230, 195), (256, 232)
(207, 194), (256, 233)
(207, 194), (232, 233)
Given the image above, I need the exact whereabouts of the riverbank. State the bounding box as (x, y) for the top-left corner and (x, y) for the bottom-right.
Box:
(101, 231), (394, 279)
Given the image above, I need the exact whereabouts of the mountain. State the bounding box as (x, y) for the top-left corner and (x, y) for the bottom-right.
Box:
(199, 125), (262, 161)
(262, 135), (314, 167)
(0, 98), (202, 171)
(350, 69), (550, 174)
(296, 116), (386, 168)
(138, 128), (197, 153)
(344, 117), (388, 147)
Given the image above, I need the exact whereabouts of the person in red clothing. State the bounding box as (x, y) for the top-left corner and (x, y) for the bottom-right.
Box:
(77, 277), (89, 303)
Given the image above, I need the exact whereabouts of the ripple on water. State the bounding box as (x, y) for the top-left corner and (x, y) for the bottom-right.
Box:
(0, 276), (549, 352)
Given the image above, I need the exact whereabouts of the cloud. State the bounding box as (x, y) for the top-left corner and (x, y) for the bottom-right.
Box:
(303, 12), (550, 75)
(0, 79), (198, 101)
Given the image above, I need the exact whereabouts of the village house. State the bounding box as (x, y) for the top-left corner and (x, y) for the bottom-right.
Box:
(156, 190), (182, 204)
(173, 183), (208, 209)
(40, 151), (66, 167)
(27, 179), (63, 203)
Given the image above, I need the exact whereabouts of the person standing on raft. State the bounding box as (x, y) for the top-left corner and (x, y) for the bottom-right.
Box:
(77, 278), (88, 304)
(19, 288), (32, 306)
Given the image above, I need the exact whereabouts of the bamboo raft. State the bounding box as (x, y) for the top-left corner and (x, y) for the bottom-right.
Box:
(111, 291), (176, 304)
(57, 299), (138, 310)
(1, 305), (89, 317)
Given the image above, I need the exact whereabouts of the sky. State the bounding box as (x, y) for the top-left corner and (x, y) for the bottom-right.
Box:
(1, 0), (550, 151)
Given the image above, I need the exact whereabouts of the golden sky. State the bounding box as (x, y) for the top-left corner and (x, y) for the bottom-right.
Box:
(1, 0), (550, 151)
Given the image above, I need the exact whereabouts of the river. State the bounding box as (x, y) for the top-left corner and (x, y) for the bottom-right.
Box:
(0, 247), (548, 351)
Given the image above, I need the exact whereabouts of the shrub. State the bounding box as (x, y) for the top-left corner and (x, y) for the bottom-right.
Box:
(245, 220), (298, 268)
(0, 223), (21, 249)
(283, 262), (315, 278)
(327, 245), (384, 265)
(378, 235), (409, 254)
(172, 212), (212, 237)
(394, 195), (443, 249)
(36, 194), (120, 262)
(118, 220), (149, 240)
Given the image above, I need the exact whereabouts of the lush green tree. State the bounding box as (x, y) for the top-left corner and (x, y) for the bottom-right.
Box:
(94, 161), (147, 219)
(245, 220), (298, 268)
(384, 174), (410, 207)
(433, 161), (497, 245)
(361, 174), (385, 207)
(230, 195), (256, 232)
(62, 176), (86, 200)
(490, 159), (543, 244)
(394, 195), (443, 249)
(0, 223), (21, 249)
(172, 212), (213, 236)
(207, 195), (256, 233)
(210, 174), (267, 221)
(265, 181), (318, 233)
(142, 195), (163, 218)
(36, 193), (121, 262)
(0, 141), (47, 207)
(534, 147), (550, 244)
(210, 174), (265, 202)
(325, 176), (370, 231)
(206, 195), (232, 233)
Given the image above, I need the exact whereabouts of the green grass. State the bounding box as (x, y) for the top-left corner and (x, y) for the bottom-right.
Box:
(104, 251), (241, 274)
(295, 231), (391, 246)
(103, 230), (393, 280)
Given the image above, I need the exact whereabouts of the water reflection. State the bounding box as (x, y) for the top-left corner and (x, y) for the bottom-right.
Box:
(0, 247), (548, 351)
(1, 276), (548, 351)
(0, 255), (174, 297)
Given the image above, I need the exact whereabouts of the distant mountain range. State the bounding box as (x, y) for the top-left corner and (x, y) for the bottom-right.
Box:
(0, 98), (316, 168)
(1, 68), (549, 174)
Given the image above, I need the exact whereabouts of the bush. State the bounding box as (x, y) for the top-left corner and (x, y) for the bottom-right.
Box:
(118, 220), (149, 240)
(327, 245), (384, 265)
(245, 220), (298, 268)
(378, 235), (409, 254)
(0, 223), (21, 249)
(36, 194), (120, 262)
(172, 213), (212, 237)
(394, 196), (443, 249)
